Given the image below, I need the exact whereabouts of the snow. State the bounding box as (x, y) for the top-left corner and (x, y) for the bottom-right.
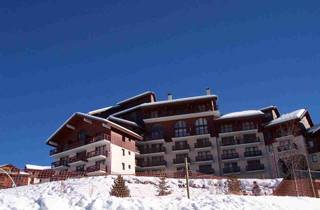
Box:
(1, 175), (319, 210)
(88, 106), (113, 115)
(266, 109), (306, 127)
(112, 95), (218, 116)
(25, 164), (51, 170)
(219, 110), (264, 120)
(117, 91), (155, 105)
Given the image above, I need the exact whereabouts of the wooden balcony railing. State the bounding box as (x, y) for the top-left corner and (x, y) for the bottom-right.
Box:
(139, 147), (166, 154)
(172, 144), (190, 151)
(86, 164), (107, 173)
(246, 164), (265, 171)
(221, 138), (260, 146)
(223, 166), (241, 174)
(244, 150), (262, 157)
(86, 150), (108, 159)
(68, 156), (87, 163)
(51, 160), (68, 168)
(194, 141), (212, 148)
(173, 157), (190, 164)
(137, 160), (167, 167)
(195, 155), (213, 162)
(221, 153), (239, 160)
(50, 133), (111, 155)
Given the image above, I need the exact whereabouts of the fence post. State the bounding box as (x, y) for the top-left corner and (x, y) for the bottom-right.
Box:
(185, 157), (190, 199)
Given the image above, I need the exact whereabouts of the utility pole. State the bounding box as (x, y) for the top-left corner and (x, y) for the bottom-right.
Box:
(185, 157), (190, 199)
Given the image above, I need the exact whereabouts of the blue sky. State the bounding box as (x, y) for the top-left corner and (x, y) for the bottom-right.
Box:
(0, 0), (319, 167)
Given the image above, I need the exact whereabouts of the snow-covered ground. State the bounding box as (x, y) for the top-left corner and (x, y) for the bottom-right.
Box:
(0, 175), (319, 210)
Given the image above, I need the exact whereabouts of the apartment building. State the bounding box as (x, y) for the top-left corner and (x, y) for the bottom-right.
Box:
(47, 112), (142, 175)
(46, 89), (319, 178)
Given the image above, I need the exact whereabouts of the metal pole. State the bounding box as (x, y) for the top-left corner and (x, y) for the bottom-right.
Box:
(185, 157), (190, 199)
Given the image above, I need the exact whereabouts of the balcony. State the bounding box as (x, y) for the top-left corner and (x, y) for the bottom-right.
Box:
(244, 150), (262, 158)
(86, 164), (107, 174)
(138, 147), (166, 155)
(197, 168), (215, 175)
(246, 164), (265, 172)
(68, 156), (87, 166)
(223, 166), (241, 174)
(51, 160), (68, 169)
(87, 150), (108, 161)
(172, 144), (190, 152)
(137, 160), (167, 168)
(194, 141), (212, 149)
(221, 138), (260, 147)
(173, 157), (191, 164)
(195, 155), (213, 162)
(221, 153), (239, 160)
(50, 133), (110, 156)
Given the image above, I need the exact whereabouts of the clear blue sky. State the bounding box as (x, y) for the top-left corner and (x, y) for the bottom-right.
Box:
(0, 0), (319, 168)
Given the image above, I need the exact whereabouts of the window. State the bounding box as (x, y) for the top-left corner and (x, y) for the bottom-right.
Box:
(128, 165), (131, 169)
(76, 165), (85, 172)
(245, 146), (258, 152)
(221, 136), (235, 146)
(308, 141), (314, 148)
(222, 149), (236, 155)
(195, 118), (208, 135)
(312, 154), (318, 162)
(198, 151), (211, 157)
(221, 124), (233, 133)
(174, 121), (188, 137)
(78, 130), (87, 143)
(151, 124), (163, 139)
(122, 149), (125, 156)
(128, 151), (131, 155)
(96, 160), (105, 165)
(242, 121), (256, 130)
(197, 104), (207, 112)
(151, 111), (158, 118)
(122, 163), (125, 170)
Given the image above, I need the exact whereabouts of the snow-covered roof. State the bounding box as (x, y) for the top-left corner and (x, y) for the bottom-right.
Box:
(143, 95), (217, 107)
(113, 95), (217, 116)
(266, 109), (307, 127)
(46, 112), (142, 144)
(107, 116), (139, 128)
(260, 105), (277, 111)
(218, 110), (264, 120)
(307, 124), (320, 135)
(25, 164), (51, 170)
(117, 91), (155, 105)
(88, 106), (113, 115)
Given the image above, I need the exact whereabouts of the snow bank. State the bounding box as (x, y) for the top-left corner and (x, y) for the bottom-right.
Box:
(0, 175), (319, 210)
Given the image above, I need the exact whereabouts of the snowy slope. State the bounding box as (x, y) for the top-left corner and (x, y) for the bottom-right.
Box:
(0, 175), (319, 210)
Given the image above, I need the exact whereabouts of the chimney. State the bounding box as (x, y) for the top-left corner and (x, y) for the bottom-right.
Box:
(206, 88), (211, 95)
(167, 93), (173, 100)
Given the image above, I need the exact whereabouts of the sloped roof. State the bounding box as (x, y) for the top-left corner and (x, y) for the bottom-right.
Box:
(266, 109), (307, 127)
(117, 91), (155, 105)
(25, 164), (51, 170)
(218, 110), (264, 120)
(88, 106), (114, 115)
(307, 124), (320, 135)
(46, 112), (142, 144)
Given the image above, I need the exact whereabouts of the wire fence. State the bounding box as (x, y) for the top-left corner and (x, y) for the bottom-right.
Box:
(2, 168), (320, 198)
